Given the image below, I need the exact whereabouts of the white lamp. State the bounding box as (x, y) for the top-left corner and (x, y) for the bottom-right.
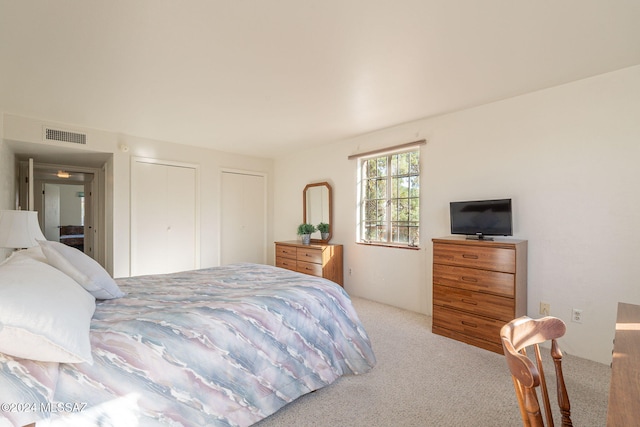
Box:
(0, 210), (46, 249)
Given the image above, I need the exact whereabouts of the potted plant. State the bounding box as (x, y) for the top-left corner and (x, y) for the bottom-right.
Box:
(317, 222), (330, 240)
(297, 223), (316, 245)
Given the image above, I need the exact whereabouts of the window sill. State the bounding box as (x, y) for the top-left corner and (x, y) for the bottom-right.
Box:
(356, 242), (421, 250)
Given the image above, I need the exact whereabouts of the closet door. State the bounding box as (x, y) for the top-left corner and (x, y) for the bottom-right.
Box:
(220, 171), (266, 265)
(131, 159), (198, 276)
(43, 183), (60, 241)
(166, 165), (197, 273)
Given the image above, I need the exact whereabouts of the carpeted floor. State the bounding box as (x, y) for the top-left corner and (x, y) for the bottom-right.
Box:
(255, 297), (611, 426)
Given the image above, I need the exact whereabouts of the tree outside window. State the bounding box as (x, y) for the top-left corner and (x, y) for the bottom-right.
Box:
(358, 149), (420, 247)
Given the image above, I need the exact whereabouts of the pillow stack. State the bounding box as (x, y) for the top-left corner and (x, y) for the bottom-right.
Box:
(38, 240), (125, 300)
(0, 241), (125, 364)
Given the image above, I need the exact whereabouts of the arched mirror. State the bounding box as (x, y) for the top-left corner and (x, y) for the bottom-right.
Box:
(303, 182), (332, 243)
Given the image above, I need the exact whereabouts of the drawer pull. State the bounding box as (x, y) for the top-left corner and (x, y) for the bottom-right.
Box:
(461, 276), (478, 283)
(462, 254), (479, 259)
(461, 320), (478, 328)
(462, 299), (477, 305)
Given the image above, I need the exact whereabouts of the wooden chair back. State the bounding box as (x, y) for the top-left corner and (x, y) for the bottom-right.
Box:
(500, 316), (573, 427)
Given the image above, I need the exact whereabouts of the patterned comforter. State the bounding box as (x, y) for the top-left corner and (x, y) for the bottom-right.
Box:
(0, 263), (376, 427)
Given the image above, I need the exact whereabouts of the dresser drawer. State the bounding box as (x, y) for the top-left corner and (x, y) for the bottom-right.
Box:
(433, 284), (515, 322)
(274, 241), (344, 286)
(433, 243), (516, 273)
(431, 326), (504, 354)
(433, 306), (503, 344)
(296, 260), (323, 277)
(433, 264), (515, 297)
(276, 257), (297, 271)
(297, 247), (322, 264)
(275, 244), (297, 260)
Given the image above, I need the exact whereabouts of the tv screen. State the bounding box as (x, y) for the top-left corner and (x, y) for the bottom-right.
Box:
(450, 199), (512, 239)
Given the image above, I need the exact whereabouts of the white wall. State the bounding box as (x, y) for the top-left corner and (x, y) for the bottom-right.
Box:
(108, 134), (274, 277)
(274, 65), (640, 364)
(2, 114), (275, 277)
(0, 116), (13, 212)
(0, 114), (16, 260)
(58, 184), (84, 226)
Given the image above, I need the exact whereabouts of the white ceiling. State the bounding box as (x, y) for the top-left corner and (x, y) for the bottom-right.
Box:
(1, 1), (639, 159)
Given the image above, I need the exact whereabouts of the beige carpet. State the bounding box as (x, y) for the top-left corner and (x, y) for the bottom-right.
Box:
(255, 297), (611, 426)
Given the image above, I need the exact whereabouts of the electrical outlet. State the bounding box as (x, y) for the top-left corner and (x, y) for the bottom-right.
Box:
(571, 308), (583, 323)
(540, 302), (550, 316)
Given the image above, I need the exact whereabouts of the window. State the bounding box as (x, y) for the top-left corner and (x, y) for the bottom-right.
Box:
(358, 148), (420, 247)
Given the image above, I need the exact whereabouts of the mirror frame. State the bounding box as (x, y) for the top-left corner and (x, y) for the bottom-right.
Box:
(303, 182), (332, 244)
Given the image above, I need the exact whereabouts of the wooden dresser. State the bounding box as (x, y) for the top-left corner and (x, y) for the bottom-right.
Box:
(432, 236), (527, 353)
(275, 241), (344, 286)
(607, 302), (640, 426)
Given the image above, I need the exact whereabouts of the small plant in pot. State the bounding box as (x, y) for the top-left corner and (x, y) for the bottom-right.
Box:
(297, 223), (317, 245)
(317, 222), (330, 240)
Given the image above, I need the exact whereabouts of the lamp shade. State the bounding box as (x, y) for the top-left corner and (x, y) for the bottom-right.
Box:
(0, 210), (46, 249)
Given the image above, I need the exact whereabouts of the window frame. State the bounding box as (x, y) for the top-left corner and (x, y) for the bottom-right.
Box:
(356, 146), (421, 249)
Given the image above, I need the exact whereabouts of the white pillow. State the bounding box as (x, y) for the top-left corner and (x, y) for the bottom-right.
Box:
(0, 245), (47, 266)
(38, 240), (125, 300)
(0, 255), (96, 364)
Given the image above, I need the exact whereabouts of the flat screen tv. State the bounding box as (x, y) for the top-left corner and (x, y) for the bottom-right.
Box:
(450, 198), (512, 240)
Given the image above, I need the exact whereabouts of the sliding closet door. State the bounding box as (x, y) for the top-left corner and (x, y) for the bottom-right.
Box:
(166, 165), (197, 273)
(220, 170), (266, 265)
(131, 158), (198, 276)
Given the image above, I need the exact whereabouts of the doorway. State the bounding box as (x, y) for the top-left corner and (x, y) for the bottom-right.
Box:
(19, 161), (104, 265)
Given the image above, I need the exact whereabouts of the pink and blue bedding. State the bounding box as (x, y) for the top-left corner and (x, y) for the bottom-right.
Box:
(0, 253), (375, 427)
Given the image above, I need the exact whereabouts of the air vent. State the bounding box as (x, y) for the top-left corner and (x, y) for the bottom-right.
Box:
(43, 127), (87, 145)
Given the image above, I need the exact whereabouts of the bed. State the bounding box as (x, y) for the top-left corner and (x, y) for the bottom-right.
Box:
(58, 226), (84, 251)
(0, 242), (376, 427)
